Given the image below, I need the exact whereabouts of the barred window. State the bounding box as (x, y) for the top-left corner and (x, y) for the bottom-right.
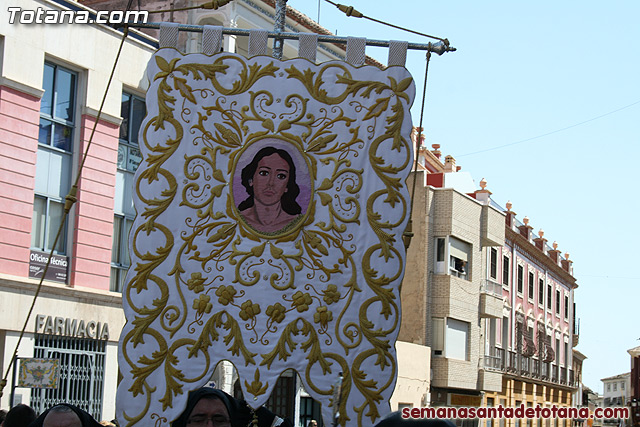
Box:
(31, 334), (106, 419)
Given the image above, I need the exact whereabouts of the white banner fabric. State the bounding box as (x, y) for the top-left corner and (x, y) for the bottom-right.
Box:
(117, 50), (415, 427)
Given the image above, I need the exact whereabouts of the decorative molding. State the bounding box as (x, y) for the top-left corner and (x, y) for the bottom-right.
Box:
(0, 76), (44, 100)
(0, 274), (122, 308)
(81, 105), (123, 127)
(506, 229), (577, 288)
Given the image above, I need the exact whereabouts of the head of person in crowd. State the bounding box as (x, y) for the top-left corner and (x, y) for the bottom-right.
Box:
(171, 388), (233, 427)
(171, 387), (293, 427)
(28, 403), (102, 427)
(0, 408), (8, 425)
(3, 404), (37, 427)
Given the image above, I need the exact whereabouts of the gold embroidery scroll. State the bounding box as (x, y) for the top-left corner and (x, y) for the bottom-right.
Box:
(116, 49), (415, 427)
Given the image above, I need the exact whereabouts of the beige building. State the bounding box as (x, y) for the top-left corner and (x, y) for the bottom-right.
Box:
(397, 139), (581, 427)
(397, 140), (505, 415)
(602, 372), (631, 426)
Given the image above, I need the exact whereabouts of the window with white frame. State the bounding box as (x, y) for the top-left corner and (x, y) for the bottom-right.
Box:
(111, 91), (145, 292)
(39, 62), (76, 152)
(528, 270), (534, 300)
(118, 92), (145, 172)
(445, 318), (469, 361)
(564, 295), (569, 319)
(538, 278), (544, 307)
(490, 248), (498, 280)
(111, 215), (133, 292)
(517, 264), (524, 294)
(32, 62), (77, 255)
(435, 237), (471, 280)
(449, 237), (470, 280)
(503, 255), (509, 287)
(31, 195), (66, 254)
(556, 289), (561, 316)
(547, 284), (552, 310)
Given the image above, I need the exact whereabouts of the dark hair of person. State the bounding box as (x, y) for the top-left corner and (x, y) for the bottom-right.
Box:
(3, 404), (36, 427)
(238, 146), (301, 215)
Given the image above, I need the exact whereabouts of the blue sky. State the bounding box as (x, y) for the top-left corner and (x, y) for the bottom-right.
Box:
(288, 0), (640, 394)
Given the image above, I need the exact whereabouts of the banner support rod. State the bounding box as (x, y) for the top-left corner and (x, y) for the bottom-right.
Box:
(122, 23), (456, 55)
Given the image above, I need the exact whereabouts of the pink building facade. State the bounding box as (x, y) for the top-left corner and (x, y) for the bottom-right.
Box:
(482, 199), (579, 427)
(0, 0), (155, 419)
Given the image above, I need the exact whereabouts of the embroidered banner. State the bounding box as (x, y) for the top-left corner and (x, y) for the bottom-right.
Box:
(117, 50), (415, 426)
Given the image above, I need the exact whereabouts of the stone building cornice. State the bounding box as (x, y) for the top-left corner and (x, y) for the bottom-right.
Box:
(506, 227), (577, 289)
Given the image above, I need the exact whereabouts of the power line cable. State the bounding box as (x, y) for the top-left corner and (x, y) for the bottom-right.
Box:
(456, 99), (640, 158)
(323, 0), (449, 45)
(147, 0), (233, 14)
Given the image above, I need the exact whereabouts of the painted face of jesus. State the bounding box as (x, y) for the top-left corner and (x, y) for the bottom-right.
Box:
(250, 153), (290, 207)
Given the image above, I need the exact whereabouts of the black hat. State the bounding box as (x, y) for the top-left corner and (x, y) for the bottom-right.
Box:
(28, 403), (101, 427)
(171, 387), (293, 427)
(171, 387), (235, 427)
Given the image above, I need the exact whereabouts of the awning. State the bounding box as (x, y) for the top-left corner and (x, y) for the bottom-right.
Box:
(449, 237), (469, 261)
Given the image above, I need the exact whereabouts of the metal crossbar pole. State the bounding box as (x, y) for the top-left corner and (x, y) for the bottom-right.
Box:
(122, 22), (456, 55)
(272, 0), (288, 59)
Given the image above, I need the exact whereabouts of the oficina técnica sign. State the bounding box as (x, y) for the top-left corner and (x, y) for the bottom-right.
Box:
(35, 314), (110, 340)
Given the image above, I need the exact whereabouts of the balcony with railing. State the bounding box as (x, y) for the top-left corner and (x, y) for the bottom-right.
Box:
(569, 369), (576, 387)
(560, 367), (567, 385)
(483, 347), (576, 388)
(484, 347), (504, 371)
(480, 279), (503, 318)
(573, 316), (580, 347)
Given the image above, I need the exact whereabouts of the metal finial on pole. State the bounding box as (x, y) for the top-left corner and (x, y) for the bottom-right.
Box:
(272, 0), (287, 59)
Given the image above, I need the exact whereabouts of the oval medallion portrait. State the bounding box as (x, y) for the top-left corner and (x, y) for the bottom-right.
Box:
(232, 138), (312, 236)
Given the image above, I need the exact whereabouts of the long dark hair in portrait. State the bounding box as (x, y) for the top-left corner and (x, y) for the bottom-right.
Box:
(238, 146), (302, 215)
